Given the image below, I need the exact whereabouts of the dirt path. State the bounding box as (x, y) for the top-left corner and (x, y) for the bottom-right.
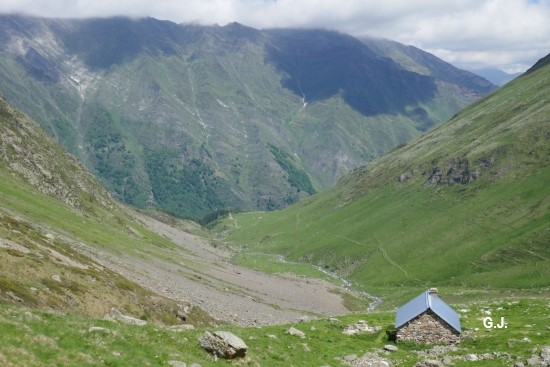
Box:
(82, 214), (351, 326)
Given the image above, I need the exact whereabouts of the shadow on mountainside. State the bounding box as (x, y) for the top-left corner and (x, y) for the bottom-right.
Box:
(264, 29), (437, 117)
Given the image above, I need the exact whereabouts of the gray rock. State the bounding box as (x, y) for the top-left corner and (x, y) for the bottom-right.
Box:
(176, 311), (188, 322)
(464, 354), (478, 361)
(287, 327), (306, 339)
(383, 345), (398, 352)
(189, 364), (201, 367)
(168, 324), (195, 332)
(343, 355), (358, 362)
(88, 326), (110, 333)
(343, 352), (393, 367)
(342, 321), (378, 335)
(199, 331), (247, 359)
(167, 362), (186, 367)
(51, 274), (61, 282)
(514, 362), (525, 367)
(541, 346), (550, 361)
(526, 355), (542, 366)
(416, 360), (444, 367)
(442, 356), (453, 365)
(107, 307), (147, 326)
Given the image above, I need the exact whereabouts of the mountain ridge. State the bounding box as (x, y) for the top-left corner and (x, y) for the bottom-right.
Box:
(0, 14), (496, 219)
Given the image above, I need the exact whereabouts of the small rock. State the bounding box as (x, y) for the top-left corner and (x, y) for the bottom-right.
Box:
(88, 326), (110, 333)
(343, 354), (358, 362)
(328, 317), (340, 323)
(464, 354), (478, 361)
(522, 337), (532, 343)
(480, 353), (493, 360)
(384, 345), (398, 352)
(267, 334), (277, 339)
(176, 311), (188, 322)
(514, 362), (525, 367)
(311, 326), (316, 331)
(112, 351), (121, 357)
(442, 356), (453, 365)
(45, 233), (55, 240)
(299, 315), (310, 323)
(168, 324), (195, 332)
(167, 361), (186, 367)
(188, 364), (201, 367)
(526, 355), (542, 366)
(6, 291), (23, 302)
(107, 307), (147, 326)
(302, 343), (310, 352)
(286, 327), (306, 339)
(541, 346), (550, 360)
(416, 360), (444, 367)
(51, 274), (61, 282)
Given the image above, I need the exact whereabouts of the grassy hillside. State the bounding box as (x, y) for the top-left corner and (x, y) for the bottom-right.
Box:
(213, 56), (550, 298)
(0, 297), (548, 366)
(0, 95), (214, 325)
(0, 16), (494, 220)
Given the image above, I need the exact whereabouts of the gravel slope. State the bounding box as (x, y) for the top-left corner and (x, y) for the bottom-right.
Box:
(80, 213), (352, 326)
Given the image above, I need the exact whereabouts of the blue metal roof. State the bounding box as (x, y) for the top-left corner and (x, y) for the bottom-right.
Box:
(395, 290), (461, 333)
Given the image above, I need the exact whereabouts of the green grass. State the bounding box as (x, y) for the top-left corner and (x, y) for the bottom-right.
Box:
(212, 57), (550, 298)
(0, 296), (548, 366)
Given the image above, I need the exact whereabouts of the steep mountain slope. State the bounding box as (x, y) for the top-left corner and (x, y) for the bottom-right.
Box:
(0, 15), (494, 219)
(0, 94), (187, 322)
(0, 95), (358, 326)
(216, 54), (550, 293)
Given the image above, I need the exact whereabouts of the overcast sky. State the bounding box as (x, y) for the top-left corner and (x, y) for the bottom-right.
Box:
(1, 0), (549, 72)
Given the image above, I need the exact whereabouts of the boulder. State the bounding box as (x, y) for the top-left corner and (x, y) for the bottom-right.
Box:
(286, 327), (306, 339)
(199, 331), (247, 359)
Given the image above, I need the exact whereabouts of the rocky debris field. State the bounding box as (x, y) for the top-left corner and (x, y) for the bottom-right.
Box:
(74, 212), (353, 326)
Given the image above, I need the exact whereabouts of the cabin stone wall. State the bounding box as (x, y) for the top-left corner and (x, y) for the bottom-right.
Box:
(396, 310), (460, 344)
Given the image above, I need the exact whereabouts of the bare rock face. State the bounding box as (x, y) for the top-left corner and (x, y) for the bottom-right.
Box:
(199, 331), (248, 359)
(427, 158), (480, 185)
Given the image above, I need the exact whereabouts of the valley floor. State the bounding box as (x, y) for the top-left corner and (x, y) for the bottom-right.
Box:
(73, 212), (352, 326)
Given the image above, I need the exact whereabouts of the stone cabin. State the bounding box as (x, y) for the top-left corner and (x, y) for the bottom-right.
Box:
(395, 288), (461, 344)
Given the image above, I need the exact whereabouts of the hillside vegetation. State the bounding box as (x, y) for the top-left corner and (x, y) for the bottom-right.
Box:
(214, 55), (550, 298)
(0, 15), (493, 219)
(0, 95), (214, 324)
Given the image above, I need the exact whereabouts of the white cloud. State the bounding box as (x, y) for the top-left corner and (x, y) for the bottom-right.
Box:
(1, 0), (549, 71)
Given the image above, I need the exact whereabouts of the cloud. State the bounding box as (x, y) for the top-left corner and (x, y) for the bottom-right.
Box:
(1, 0), (549, 71)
